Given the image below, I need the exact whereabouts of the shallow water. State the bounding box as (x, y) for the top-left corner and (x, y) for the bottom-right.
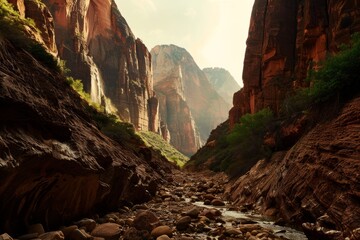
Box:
(193, 201), (308, 240)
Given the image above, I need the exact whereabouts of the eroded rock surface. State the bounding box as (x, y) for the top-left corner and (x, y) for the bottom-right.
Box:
(227, 97), (360, 238)
(230, 0), (360, 125)
(0, 37), (170, 233)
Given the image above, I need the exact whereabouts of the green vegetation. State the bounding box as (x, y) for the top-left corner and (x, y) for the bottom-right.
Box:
(189, 109), (274, 178)
(0, 0), (61, 72)
(282, 33), (360, 115)
(138, 131), (189, 167)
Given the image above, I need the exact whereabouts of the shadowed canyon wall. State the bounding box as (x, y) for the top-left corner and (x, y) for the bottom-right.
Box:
(151, 45), (230, 156)
(40, 0), (159, 131)
(0, 36), (173, 233)
(223, 0), (360, 237)
(230, 0), (360, 126)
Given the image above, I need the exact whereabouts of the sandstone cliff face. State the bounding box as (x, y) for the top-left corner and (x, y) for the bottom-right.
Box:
(8, 0), (58, 55)
(203, 67), (240, 106)
(230, 0), (360, 126)
(0, 37), (171, 233)
(151, 45), (230, 156)
(40, 0), (158, 131)
(227, 96), (360, 238)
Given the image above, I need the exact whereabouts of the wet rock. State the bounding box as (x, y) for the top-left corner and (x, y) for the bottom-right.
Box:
(176, 216), (192, 231)
(27, 224), (45, 235)
(184, 207), (200, 218)
(151, 226), (173, 238)
(133, 210), (159, 231)
(60, 225), (78, 238)
(90, 223), (121, 240)
(238, 224), (262, 234)
(75, 219), (97, 232)
(38, 231), (64, 240)
(211, 199), (225, 206)
(224, 227), (243, 236)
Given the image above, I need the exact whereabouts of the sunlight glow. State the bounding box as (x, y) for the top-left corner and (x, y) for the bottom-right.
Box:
(115, 0), (254, 86)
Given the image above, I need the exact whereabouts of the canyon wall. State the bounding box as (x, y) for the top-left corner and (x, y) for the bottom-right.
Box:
(227, 96), (360, 238)
(223, 0), (360, 237)
(151, 45), (230, 156)
(39, 0), (159, 131)
(0, 36), (172, 233)
(230, 0), (360, 126)
(203, 67), (240, 106)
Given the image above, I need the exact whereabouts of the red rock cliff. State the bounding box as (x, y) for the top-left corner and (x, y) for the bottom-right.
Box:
(151, 45), (231, 156)
(230, 0), (360, 126)
(40, 0), (159, 131)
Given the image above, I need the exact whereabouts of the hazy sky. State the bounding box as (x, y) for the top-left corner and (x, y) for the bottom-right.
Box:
(115, 0), (254, 86)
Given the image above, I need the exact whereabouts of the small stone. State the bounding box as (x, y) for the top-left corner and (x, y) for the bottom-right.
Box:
(224, 227), (242, 236)
(156, 235), (171, 240)
(211, 199), (225, 206)
(0, 233), (13, 240)
(60, 225), (78, 238)
(28, 224), (45, 235)
(75, 219), (97, 232)
(133, 210), (159, 231)
(91, 223), (121, 240)
(39, 231), (64, 240)
(184, 207), (200, 218)
(18, 233), (39, 240)
(176, 216), (192, 231)
(123, 227), (150, 240)
(151, 226), (173, 238)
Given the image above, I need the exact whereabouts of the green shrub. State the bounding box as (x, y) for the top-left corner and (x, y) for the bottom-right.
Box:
(309, 33), (360, 103)
(281, 33), (360, 115)
(224, 108), (274, 177)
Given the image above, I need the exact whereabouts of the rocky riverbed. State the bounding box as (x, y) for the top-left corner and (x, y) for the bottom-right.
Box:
(0, 171), (307, 240)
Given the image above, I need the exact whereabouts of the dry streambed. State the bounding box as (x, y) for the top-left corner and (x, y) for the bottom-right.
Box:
(0, 171), (307, 240)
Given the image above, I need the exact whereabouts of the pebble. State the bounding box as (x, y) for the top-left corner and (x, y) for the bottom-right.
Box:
(132, 210), (159, 231)
(151, 226), (173, 238)
(211, 199), (225, 206)
(91, 223), (121, 240)
(176, 216), (192, 231)
(156, 235), (171, 240)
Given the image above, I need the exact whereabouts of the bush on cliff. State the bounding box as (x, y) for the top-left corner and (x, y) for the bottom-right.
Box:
(189, 109), (274, 178)
(282, 33), (360, 115)
(220, 108), (274, 177)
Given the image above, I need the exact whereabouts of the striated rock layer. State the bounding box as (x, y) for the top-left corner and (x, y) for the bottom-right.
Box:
(227, 96), (360, 238)
(40, 0), (159, 131)
(230, 0), (360, 126)
(151, 45), (230, 155)
(0, 37), (171, 234)
(203, 67), (240, 106)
